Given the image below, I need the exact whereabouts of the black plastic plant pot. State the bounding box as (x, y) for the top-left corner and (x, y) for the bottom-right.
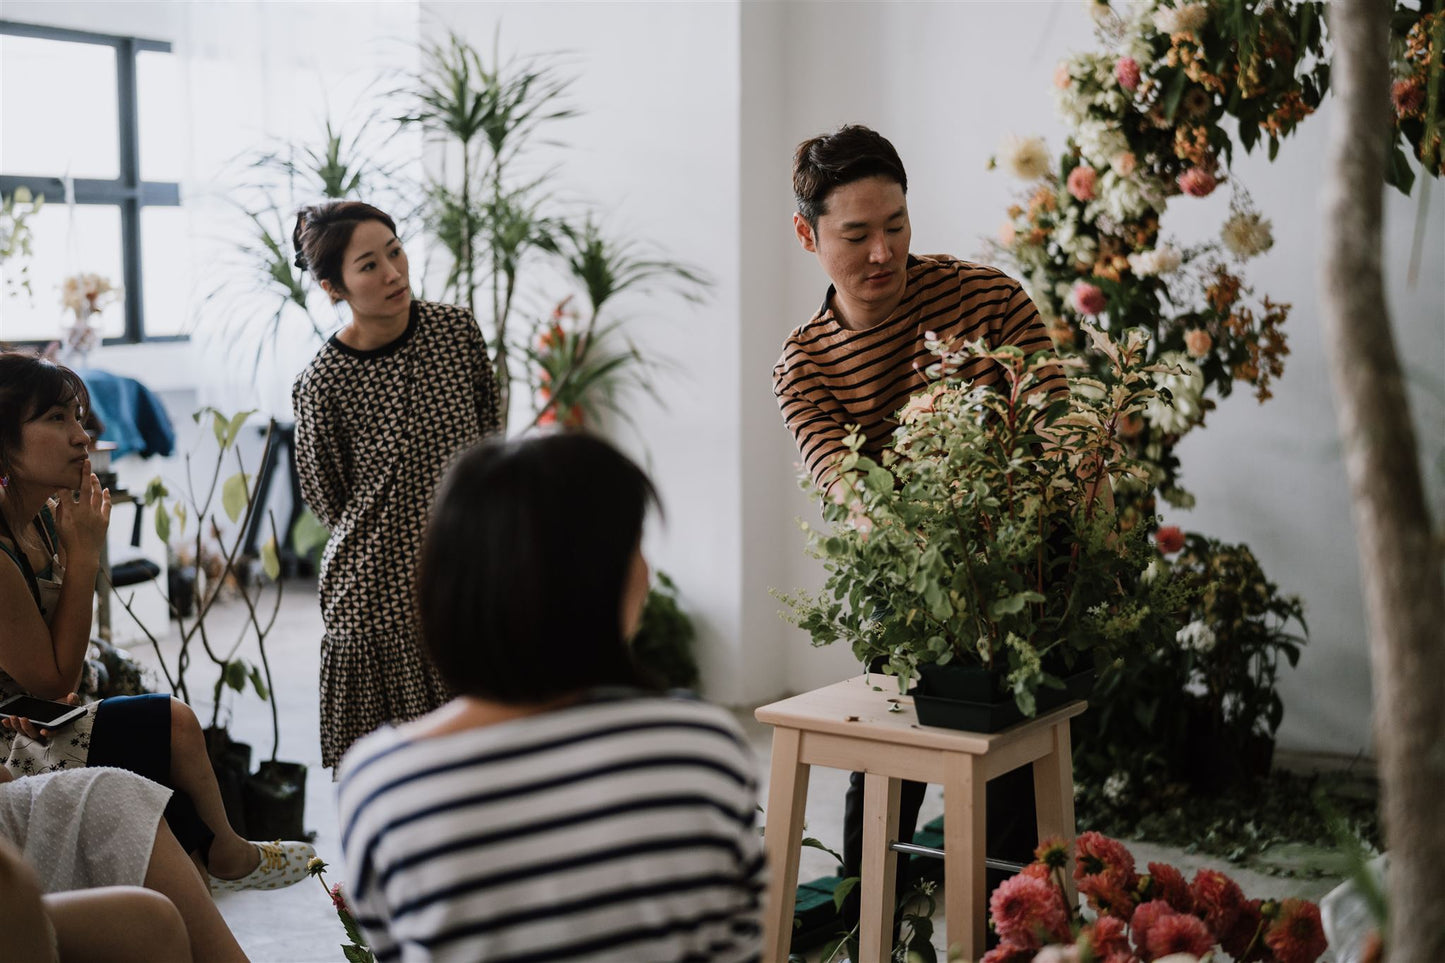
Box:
(912, 662), (1094, 733)
(242, 760), (308, 841)
(204, 728), (251, 837)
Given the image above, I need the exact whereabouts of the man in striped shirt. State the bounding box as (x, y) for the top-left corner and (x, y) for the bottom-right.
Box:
(773, 124), (1063, 949)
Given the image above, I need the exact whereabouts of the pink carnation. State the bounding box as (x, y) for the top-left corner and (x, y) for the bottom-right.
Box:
(1155, 525), (1185, 555)
(1067, 165), (1098, 202)
(1178, 166), (1218, 197)
(1147, 861), (1192, 913)
(990, 873), (1071, 949)
(1115, 56), (1142, 91)
(1264, 898), (1329, 963)
(1147, 911), (1216, 960)
(1191, 868), (1246, 937)
(1071, 281), (1107, 316)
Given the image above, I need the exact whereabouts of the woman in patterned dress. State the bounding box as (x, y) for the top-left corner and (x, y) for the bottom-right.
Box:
(0, 353), (315, 894)
(291, 201), (503, 769)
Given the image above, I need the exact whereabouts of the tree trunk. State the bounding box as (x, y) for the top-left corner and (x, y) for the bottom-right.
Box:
(1320, 2), (1445, 959)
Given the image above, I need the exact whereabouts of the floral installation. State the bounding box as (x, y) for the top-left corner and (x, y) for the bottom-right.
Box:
(779, 327), (1191, 714)
(982, 831), (1329, 963)
(58, 271), (121, 358)
(306, 857), (375, 963)
(1, 187), (44, 297)
(524, 292), (660, 432)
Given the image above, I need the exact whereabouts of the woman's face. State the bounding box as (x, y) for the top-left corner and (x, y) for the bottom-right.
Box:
(7, 398), (90, 493)
(325, 219), (411, 323)
(620, 545), (650, 641)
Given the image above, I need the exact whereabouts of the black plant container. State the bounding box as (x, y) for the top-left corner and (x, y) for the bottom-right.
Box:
(912, 662), (1094, 733)
(242, 760), (308, 841)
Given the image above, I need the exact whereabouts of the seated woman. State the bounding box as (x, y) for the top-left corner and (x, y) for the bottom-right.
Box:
(0, 352), (312, 892)
(337, 433), (766, 962)
(0, 765), (248, 961)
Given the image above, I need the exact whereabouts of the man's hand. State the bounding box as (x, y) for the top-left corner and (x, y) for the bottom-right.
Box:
(54, 458), (111, 562)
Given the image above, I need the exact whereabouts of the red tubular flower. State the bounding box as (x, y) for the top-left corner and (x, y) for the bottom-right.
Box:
(1146, 911), (1216, 960)
(1145, 862), (1191, 913)
(990, 873), (1071, 949)
(1190, 867), (1245, 936)
(1263, 898), (1328, 963)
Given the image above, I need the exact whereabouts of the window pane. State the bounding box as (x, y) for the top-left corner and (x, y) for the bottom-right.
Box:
(137, 49), (183, 182)
(140, 207), (191, 337)
(0, 35), (119, 179)
(0, 204), (124, 344)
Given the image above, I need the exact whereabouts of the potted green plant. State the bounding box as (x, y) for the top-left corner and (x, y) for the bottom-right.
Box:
(779, 327), (1188, 731)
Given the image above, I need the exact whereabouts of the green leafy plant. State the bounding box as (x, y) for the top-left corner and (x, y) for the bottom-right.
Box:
(110, 410), (289, 762)
(0, 186), (43, 297)
(779, 327), (1186, 715)
(629, 571), (699, 690)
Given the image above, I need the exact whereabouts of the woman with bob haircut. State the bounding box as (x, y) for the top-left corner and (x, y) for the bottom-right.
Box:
(337, 432), (766, 963)
(291, 200), (502, 769)
(0, 352), (314, 893)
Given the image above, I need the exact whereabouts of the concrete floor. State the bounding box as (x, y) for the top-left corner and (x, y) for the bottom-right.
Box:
(119, 579), (1343, 962)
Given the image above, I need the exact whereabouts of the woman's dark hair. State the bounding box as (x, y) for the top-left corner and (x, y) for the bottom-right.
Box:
(0, 352), (90, 478)
(793, 124), (909, 229)
(291, 201), (397, 296)
(418, 432), (662, 703)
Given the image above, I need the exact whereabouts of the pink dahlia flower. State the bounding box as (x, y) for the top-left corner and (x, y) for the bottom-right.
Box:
(989, 873), (1070, 949)
(1191, 868), (1246, 936)
(1147, 911), (1216, 959)
(1067, 165), (1098, 202)
(1129, 899), (1178, 956)
(1115, 56), (1142, 91)
(1184, 328), (1213, 358)
(1071, 281), (1107, 316)
(1178, 166), (1218, 197)
(1147, 861), (1192, 913)
(1264, 898), (1329, 963)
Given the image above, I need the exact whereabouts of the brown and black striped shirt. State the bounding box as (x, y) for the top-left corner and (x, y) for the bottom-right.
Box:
(773, 254), (1066, 490)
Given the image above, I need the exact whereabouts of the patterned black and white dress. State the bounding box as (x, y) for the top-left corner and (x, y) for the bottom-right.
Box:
(293, 300), (502, 768)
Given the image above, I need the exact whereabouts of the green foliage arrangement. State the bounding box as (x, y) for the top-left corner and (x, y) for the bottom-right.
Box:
(779, 328), (1189, 716)
(629, 570), (700, 691)
(0, 187), (43, 297)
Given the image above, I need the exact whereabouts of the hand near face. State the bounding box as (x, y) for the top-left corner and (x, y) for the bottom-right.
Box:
(54, 459), (111, 562)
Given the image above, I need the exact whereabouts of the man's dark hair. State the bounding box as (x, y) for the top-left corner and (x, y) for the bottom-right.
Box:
(418, 431), (662, 703)
(793, 125), (908, 229)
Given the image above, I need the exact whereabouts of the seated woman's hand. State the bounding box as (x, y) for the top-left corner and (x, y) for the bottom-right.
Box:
(1, 693), (80, 742)
(55, 459), (112, 563)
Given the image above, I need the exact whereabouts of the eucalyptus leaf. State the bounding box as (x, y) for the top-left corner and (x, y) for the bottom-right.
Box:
(221, 473), (252, 523)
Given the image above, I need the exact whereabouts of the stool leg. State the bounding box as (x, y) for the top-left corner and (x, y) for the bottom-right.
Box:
(761, 727), (810, 963)
(1033, 720), (1079, 907)
(859, 772), (901, 962)
(943, 755), (987, 961)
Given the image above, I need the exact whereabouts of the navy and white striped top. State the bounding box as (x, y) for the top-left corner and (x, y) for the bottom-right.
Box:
(336, 694), (766, 963)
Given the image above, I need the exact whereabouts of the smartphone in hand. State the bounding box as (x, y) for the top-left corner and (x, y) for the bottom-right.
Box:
(0, 695), (87, 730)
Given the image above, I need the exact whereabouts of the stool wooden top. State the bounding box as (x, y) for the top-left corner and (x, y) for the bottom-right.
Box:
(755, 674), (1086, 754)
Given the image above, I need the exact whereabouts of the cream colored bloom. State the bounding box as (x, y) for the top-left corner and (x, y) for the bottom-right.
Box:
(1176, 620), (1216, 653)
(998, 134), (1051, 181)
(1153, 3), (1209, 35)
(1221, 210), (1274, 259)
(1145, 351), (1205, 434)
(1126, 244), (1182, 277)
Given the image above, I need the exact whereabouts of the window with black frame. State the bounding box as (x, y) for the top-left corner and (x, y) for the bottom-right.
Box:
(0, 20), (186, 346)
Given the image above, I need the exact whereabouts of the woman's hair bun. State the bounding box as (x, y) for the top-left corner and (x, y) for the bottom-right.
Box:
(293, 250), (309, 271)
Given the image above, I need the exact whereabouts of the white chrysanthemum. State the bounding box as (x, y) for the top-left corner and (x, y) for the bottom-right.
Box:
(1221, 211), (1275, 259)
(1145, 351), (1205, 434)
(1098, 170), (1159, 222)
(1075, 120), (1130, 170)
(998, 134), (1051, 180)
(1176, 619), (1218, 653)
(1153, 2), (1209, 35)
(1103, 770), (1130, 802)
(1127, 244), (1183, 277)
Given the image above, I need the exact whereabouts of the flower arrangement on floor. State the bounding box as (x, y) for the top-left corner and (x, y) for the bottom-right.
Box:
(780, 327), (1190, 715)
(58, 271), (121, 362)
(983, 831), (1328, 963)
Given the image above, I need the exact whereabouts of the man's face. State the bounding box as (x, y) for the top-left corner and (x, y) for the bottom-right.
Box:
(794, 175), (911, 327)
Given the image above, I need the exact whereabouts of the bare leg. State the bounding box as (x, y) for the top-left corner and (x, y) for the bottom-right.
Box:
(46, 888), (192, 963)
(0, 837), (56, 963)
(143, 819), (250, 962)
(165, 698), (258, 878)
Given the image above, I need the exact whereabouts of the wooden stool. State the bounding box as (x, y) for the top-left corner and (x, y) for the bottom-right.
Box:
(756, 675), (1084, 962)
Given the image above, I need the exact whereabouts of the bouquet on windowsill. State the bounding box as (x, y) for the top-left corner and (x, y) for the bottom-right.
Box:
(984, 831), (1328, 963)
(59, 271), (120, 359)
